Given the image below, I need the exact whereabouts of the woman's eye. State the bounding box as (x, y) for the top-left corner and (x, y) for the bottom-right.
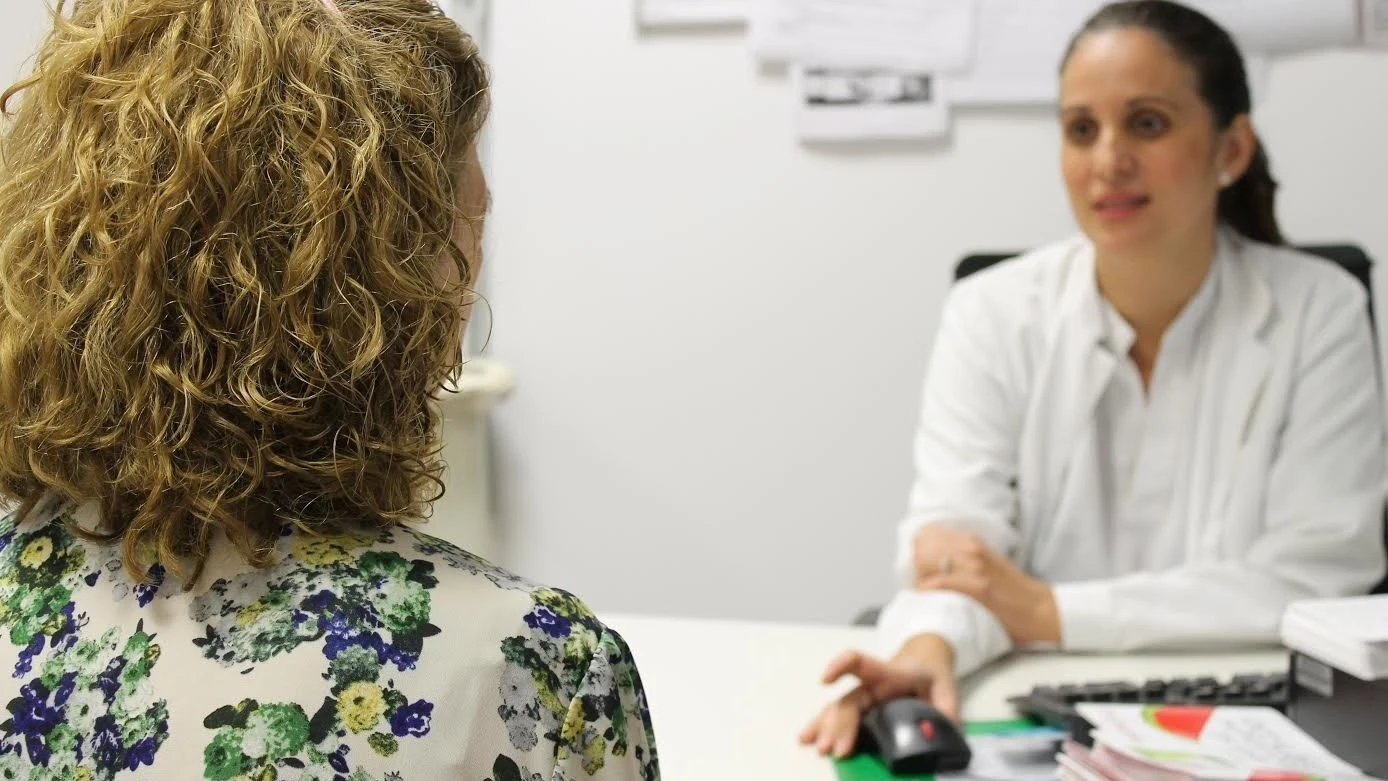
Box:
(1130, 110), (1169, 136)
(1065, 118), (1098, 144)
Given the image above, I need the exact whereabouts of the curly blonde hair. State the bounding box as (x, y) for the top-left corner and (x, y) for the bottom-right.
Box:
(0, 0), (489, 583)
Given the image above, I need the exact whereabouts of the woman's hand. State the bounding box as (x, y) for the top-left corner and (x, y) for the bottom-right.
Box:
(913, 526), (1061, 646)
(799, 634), (959, 759)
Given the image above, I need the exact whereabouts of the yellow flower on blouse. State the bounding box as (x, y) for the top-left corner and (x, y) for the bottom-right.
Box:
(338, 682), (388, 733)
(19, 537), (52, 568)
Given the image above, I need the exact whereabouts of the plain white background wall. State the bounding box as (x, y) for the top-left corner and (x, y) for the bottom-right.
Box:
(482, 3), (1388, 625)
(1, 3), (51, 88)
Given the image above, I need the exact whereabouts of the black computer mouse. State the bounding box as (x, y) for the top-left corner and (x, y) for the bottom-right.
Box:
(858, 697), (972, 775)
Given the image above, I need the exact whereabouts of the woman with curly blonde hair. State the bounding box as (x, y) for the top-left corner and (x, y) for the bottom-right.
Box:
(0, 1), (658, 778)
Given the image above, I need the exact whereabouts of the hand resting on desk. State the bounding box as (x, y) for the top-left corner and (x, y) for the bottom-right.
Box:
(913, 526), (1062, 647)
(799, 633), (958, 759)
(801, 528), (1065, 760)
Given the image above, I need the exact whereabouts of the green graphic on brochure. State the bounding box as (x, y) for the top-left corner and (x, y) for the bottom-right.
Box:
(832, 718), (1037, 781)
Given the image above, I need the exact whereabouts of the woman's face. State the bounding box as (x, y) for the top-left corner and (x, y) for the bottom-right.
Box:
(1059, 27), (1246, 256)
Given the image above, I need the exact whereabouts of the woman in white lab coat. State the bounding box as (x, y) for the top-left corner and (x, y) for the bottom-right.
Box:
(802, 0), (1387, 759)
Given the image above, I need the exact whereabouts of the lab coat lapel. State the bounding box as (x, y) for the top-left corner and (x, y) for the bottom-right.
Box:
(1213, 238), (1274, 461)
(1029, 245), (1116, 526)
(1186, 234), (1273, 560)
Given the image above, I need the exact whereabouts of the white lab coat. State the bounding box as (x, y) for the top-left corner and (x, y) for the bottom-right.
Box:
(878, 229), (1388, 678)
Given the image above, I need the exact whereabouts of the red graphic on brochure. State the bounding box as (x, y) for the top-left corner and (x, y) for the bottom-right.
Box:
(1137, 706), (1323, 780)
(1142, 705), (1216, 741)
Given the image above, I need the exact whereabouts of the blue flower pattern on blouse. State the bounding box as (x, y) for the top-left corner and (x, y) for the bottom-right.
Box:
(0, 500), (170, 780)
(0, 500), (659, 780)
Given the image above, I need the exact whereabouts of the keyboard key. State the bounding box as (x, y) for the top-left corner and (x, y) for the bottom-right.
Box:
(1056, 684), (1085, 704)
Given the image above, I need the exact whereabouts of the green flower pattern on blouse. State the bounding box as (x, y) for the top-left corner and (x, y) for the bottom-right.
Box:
(0, 502), (170, 779)
(0, 501), (659, 780)
(189, 532), (443, 780)
(425, 543), (657, 781)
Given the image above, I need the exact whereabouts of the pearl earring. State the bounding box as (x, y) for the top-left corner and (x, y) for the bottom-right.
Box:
(1219, 171), (1233, 187)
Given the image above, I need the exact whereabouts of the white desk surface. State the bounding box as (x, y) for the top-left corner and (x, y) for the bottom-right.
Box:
(603, 613), (1289, 781)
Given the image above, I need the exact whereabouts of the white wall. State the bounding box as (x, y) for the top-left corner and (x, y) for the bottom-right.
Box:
(483, 3), (1388, 624)
(1, 3), (51, 90)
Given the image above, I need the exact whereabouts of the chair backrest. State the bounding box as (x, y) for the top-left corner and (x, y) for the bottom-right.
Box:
(956, 244), (1377, 331)
(954, 243), (1388, 595)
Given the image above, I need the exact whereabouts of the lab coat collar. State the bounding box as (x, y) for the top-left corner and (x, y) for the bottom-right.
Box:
(1093, 248), (1221, 361)
(1059, 226), (1273, 368)
(1063, 227), (1269, 350)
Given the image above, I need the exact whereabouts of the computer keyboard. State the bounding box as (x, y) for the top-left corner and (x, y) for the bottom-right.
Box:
(1008, 672), (1289, 745)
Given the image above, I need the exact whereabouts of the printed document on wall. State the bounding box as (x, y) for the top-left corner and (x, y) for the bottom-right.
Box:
(794, 67), (949, 142)
(636, 0), (748, 26)
(941, 0), (1103, 107)
(1186, 0), (1359, 54)
(750, 0), (978, 73)
(1360, 0), (1388, 46)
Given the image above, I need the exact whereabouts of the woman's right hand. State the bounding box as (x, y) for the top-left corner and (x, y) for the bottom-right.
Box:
(798, 633), (960, 759)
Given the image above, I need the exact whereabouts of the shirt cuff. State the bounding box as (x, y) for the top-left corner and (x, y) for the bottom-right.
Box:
(874, 589), (1012, 678)
(1054, 580), (1118, 651)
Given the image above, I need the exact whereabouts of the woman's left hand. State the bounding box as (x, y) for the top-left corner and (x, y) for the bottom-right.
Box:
(917, 538), (1063, 647)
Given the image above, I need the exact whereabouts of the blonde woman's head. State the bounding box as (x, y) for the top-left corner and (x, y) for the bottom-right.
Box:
(0, 0), (490, 582)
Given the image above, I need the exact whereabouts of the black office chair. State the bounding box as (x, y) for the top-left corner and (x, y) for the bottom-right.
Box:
(954, 243), (1388, 597)
(955, 244), (1377, 334)
(854, 244), (1387, 625)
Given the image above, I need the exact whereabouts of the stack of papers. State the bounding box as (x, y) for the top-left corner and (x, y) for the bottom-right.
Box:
(1280, 594), (1388, 681)
(1058, 703), (1377, 780)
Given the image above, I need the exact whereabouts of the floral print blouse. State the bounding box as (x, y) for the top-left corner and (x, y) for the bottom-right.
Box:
(0, 497), (659, 781)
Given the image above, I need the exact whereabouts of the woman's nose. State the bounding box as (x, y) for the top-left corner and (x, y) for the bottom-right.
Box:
(1092, 130), (1138, 183)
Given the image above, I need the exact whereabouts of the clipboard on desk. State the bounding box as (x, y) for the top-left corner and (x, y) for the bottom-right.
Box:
(834, 719), (1063, 781)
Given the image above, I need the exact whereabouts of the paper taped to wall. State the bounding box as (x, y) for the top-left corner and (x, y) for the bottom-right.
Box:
(751, 0), (978, 73)
(794, 67), (949, 142)
(636, 0), (748, 26)
(940, 0), (1341, 108)
(1188, 0), (1360, 53)
(940, 0), (1101, 107)
(1362, 0), (1388, 46)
